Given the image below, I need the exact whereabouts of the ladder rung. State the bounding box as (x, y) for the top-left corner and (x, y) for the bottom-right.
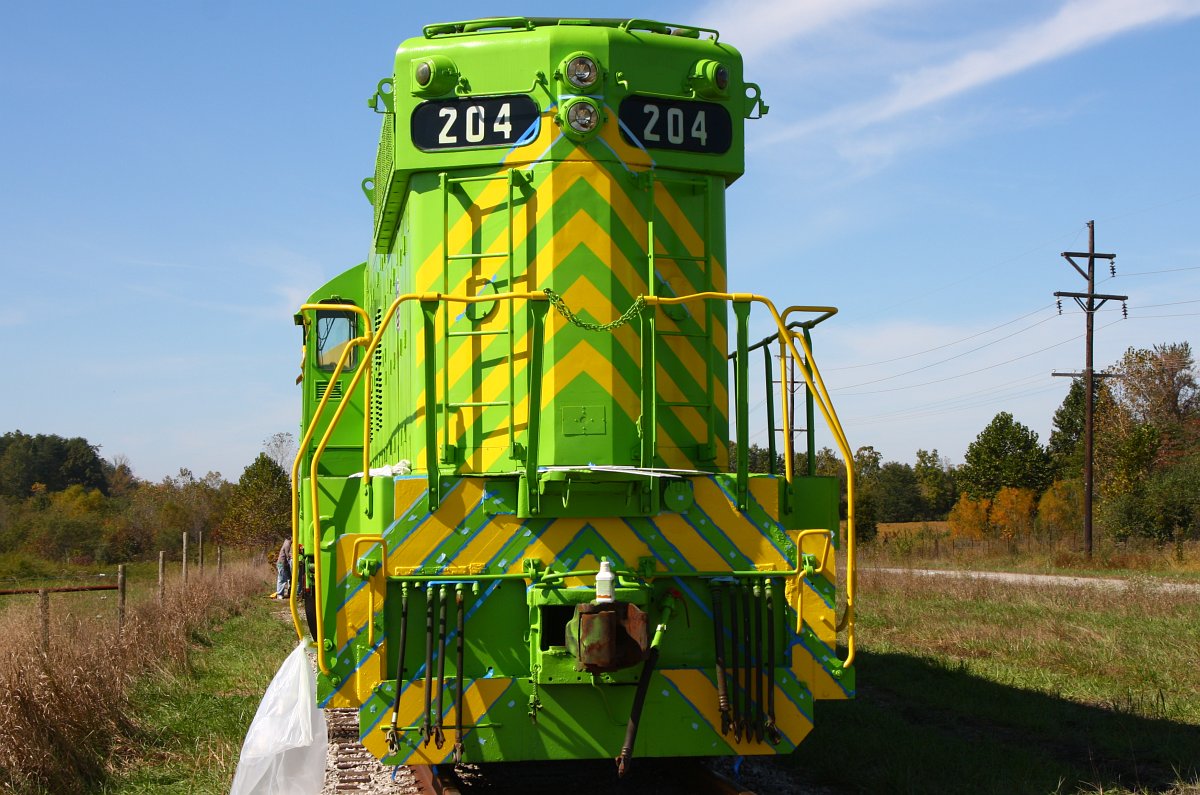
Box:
(448, 174), (512, 185)
(449, 400), (509, 409)
(659, 400), (711, 409)
(657, 330), (709, 338)
(653, 176), (708, 188)
(447, 253), (509, 261)
(449, 330), (507, 338)
(654, 254), (707, 263)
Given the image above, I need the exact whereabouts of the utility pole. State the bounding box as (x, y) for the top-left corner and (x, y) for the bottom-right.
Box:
(1052, 220), (1126, 559)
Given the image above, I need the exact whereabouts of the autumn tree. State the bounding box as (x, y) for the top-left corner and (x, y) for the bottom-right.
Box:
(989, 487), (1036, 548)
(959, 412), (1051, 500)
(220, 454), (291, 550)
(948, 494), (991, 540)
(1037, 479), (1082, 547)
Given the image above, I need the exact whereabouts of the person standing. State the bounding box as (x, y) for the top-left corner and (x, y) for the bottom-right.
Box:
(276, 537), (292, 599)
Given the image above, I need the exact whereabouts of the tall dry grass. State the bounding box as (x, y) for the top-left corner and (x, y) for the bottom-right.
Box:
(0, 562), (268, 795)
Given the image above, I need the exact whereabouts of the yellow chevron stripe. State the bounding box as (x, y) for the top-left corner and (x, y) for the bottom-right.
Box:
(360, 678), (513, 764)
(388, 480), (487, 572)
(653, 513), (731, 572)
(661, 669), (812, 754)
(542, 338), (640, 423)
(652, 181), (726, 287)
(692, 479), (791, 568)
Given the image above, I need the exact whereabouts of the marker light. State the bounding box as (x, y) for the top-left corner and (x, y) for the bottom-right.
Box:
(690, 59), (731, 99)
(565, 55), (599, 89)
(411, 55), (459, 95)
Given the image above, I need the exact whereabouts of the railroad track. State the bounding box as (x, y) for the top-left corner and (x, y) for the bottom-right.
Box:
(321, 707), (766, 795)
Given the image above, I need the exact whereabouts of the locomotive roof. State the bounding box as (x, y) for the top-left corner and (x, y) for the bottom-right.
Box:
(422, 17), (719, 39)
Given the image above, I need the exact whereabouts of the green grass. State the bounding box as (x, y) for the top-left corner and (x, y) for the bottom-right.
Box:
(792, 569), (1200, 794)
(98, 600), (296, 794)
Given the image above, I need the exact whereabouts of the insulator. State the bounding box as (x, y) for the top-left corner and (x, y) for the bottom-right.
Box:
(1056, 298), (1062, 315)
(1122, 302), (1128, 319)
(1110, 263), (1116, 277)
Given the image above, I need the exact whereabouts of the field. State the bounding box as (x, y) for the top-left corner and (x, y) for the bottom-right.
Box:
(869, 522), (1200, 580)
(792, 566), (1200, 794)
(5, 554), (1199, 794)
(0, 559), (274, 795)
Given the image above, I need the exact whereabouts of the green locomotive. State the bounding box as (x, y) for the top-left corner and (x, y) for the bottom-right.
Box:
(289, 17), (857, 771)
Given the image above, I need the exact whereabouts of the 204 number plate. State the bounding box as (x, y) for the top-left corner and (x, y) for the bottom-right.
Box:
(618, 96), (732, 154)
(411, 95), (540, 151)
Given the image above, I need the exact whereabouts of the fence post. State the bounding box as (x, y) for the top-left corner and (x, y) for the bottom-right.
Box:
(158, 551), (165, 606)
(199, 529), (204, 575)
(217, 546), (223, 575)
(117, 564), (126, 639)
(182, 532), (189, 589)
(38, 589), (49, 654)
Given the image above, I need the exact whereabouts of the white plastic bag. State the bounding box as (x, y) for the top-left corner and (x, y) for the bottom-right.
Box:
(230, 643), (327, 795)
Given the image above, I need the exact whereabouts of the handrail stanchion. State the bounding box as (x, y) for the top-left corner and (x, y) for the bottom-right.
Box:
(288, 333), (369, 643)
(732, 301), (751, 510)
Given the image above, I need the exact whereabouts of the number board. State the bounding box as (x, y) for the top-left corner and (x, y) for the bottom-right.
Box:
(618, 96), (732, 154)
(411, 95), (540, 151)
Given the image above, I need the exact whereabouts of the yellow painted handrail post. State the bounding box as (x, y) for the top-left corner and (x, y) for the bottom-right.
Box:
(349, 535), (388, 647)
(288, 333), (369, 643)
(641, 292), (856, 669)
(303, 291), (550, 672)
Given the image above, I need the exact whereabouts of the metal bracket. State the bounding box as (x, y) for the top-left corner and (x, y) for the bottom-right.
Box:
(368, 78), (395, 113)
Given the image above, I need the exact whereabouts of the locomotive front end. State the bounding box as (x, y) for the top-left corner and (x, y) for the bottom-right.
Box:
(291, 17), (856, 772)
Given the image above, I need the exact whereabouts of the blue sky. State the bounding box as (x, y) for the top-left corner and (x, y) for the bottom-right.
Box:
(2, 1), (1198, 481)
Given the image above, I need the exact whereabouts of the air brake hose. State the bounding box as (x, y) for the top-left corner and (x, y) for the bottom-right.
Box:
(753, 582), (764, 743)
(422, 585), (437, 746)
(740, 582), (753, 741)
(709, 583), (731, 735)
(435, 584), (449, 749)
(453, 585), (466, 763)
(616, 590), (679, 777)
(728, 584), (741, 742)
(386, 584), (410, 755)
(764, 579), (781, 745)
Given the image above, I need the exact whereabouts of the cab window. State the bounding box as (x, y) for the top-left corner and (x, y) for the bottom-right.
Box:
(314, 310), (356, 372)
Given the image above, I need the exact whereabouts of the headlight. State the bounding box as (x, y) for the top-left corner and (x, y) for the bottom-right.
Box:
(565, 55), (599, 89)
(559, 97), (603, 140)
(567, 101), (598, 133)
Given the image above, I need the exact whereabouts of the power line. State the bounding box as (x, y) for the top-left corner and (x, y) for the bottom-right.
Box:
(825, 303), (1055, 371)
(835, 312), (1060, 389)
(835, 320), (1125, 397)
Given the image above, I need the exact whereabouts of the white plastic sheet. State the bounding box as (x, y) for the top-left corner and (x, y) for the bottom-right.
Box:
(230, 643), (327, 795)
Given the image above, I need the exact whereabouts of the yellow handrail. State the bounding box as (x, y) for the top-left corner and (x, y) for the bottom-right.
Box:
(642, 292), (856, 669)
(349, 535), (388, 648)
(295, 289), (855, 673)
(288, 334), (370, 642)
(305, 291), (548, 673)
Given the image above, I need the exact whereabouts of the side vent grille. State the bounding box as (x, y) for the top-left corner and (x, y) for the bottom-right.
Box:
(315, 381), (343, 402)
(373, 113), (394, 236)
(371, 309), (384, 437)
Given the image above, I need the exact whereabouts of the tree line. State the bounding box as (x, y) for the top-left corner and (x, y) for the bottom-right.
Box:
(735, 341), (1199, 549)
(0, 431), (295, 566)
(2, 340), (1195, 565)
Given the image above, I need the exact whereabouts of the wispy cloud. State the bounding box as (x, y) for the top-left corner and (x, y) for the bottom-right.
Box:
(699, 0), (894, 58)
(767, 0), (1200, 143)
(0, 310), (26, 328)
